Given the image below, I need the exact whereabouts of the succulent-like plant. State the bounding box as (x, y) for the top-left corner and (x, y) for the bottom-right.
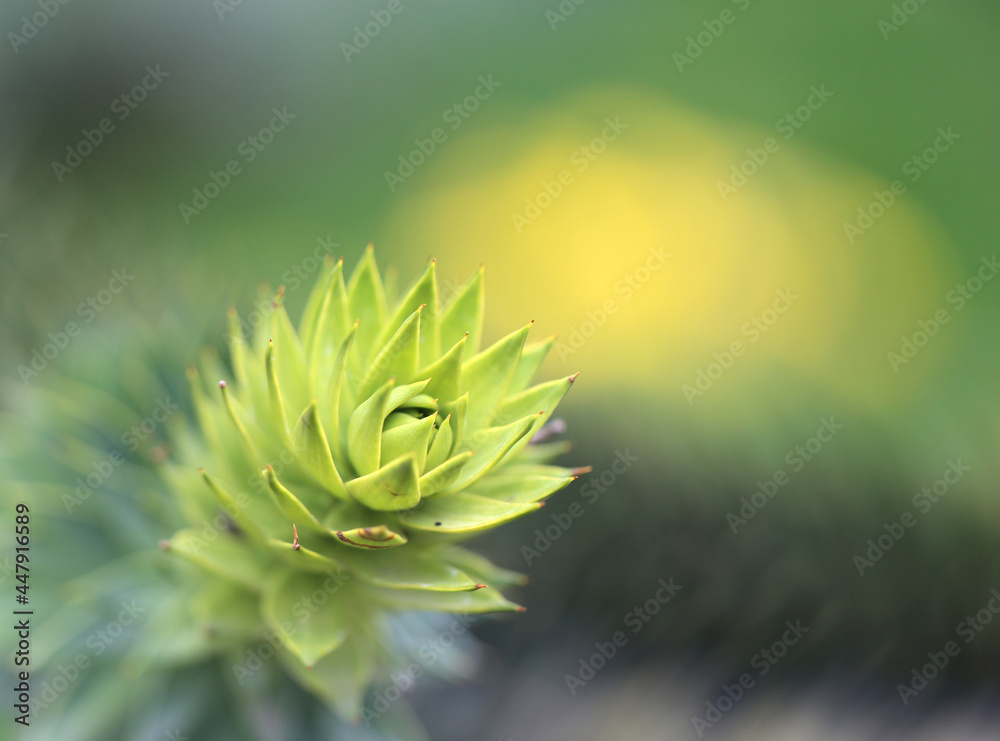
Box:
(163, 247), (581, 720)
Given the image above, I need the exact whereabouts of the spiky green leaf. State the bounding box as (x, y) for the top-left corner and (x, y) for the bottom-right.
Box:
(346, 452), (421, 511)
(264, 465), (327, 534)
(440, 266), (484, 354)
(262, 570), (350, 667)
(294, 399), (348, 498)
(398, 491), (540, 533)
(370, 584), (522, 613)
(462, 322), (531, 430)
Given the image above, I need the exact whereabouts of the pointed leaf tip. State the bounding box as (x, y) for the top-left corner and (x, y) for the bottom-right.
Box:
(294, 398), (349, 499)
(346, 452), (421, 511)
(265, 465), (327, 534)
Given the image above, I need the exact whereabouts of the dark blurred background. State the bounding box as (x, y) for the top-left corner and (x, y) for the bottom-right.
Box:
(3, 1), (1000, 738)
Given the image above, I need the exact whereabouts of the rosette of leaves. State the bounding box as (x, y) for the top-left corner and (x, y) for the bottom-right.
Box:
(163, 247), (582, 721)
(0, 313), (473, 740)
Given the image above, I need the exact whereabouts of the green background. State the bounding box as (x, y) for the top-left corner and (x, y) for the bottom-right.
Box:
(3, 0), (1000, 738)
